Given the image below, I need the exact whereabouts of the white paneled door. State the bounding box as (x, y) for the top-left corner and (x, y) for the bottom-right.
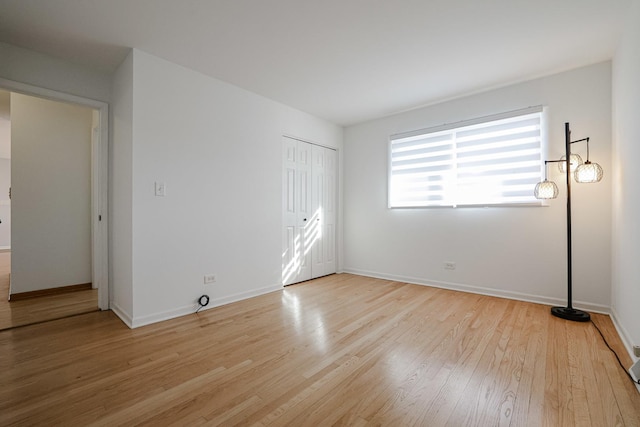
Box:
(282, 137), (336, 286)
(311, 144), (336, 278)
(282, 137), (312, 284)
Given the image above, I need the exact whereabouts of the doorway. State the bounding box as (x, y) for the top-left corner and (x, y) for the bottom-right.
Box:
(282, 136), (337, 285)
(0, 80), (108, 329)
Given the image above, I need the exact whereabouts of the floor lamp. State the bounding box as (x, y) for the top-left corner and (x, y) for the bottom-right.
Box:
(534, 122), (603, 322)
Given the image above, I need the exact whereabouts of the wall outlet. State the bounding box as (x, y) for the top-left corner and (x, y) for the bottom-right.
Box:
(204, 274), (216, 284)
(634, 345), (640, 358)
(444, 262), (456, 270)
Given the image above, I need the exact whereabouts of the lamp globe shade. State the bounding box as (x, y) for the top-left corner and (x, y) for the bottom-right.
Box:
(558, 153), (583, 173)
(534, 180), (559, 199)
(574, 161), (603, 183)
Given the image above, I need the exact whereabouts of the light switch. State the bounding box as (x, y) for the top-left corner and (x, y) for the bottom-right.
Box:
(155, 182), (166, 197)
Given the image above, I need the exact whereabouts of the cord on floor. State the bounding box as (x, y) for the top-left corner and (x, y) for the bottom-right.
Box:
(590, 318), (640, 385)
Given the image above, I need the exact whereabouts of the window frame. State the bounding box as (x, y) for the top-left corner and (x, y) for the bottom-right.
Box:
(388, 106), (547, 209)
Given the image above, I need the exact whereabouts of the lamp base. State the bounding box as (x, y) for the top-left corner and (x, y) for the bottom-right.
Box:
(551, 306), (590, 322)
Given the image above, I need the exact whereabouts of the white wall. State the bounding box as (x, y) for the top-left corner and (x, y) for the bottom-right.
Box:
(111, 49), (343, 327)
(612, 1), (640, 354)
(0, 42), (110, 103)
(110, 51), (134, 320)
(10, 93), (93, 293)
(344, 62), (612, 311)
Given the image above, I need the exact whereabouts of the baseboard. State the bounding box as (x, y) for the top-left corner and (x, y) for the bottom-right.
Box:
(129, 283), (284, 329)
(10, 282), (93, 301)
(629, 359), (640, 394)
(601, 309), (640, 394)
(110, 301), (133, 328)
(609, 308), (639, 362)
(130, 304), (195, 329)
(342, 268), (610, 314)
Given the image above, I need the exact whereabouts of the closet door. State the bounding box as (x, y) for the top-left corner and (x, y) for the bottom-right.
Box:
(282, 138), (312, 285)
(282, 137), (336, 285)
(311, 145), (336, 278)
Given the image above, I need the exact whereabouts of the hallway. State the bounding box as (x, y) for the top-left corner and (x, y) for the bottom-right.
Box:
(0, 252), (98, 330)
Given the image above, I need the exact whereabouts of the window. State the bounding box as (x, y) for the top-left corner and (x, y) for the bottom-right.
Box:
(389, 106), (545, 207)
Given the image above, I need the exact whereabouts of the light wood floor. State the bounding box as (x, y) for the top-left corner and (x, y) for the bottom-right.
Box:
(0, 252), (99, 331)
(1, 274), (638, 426)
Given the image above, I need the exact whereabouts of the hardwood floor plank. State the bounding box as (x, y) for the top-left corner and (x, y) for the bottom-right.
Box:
(336, 290), (472, 423)
(373, 295), (508, 425)
(437, 299), (520, 426)
(510, 303), (549, 427)
(1, 274), (639, 426)
(543, 314), (562, 426)
(0, 252), (99, 330)
(279, 294), (444, 425)
(598, 342), (640, 427)
(565, 322), (593, 426)
(93, 361), (251, 426)
(587, 317), (626, 427)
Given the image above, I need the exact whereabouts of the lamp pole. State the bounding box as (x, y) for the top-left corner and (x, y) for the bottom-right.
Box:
(550, 122), (590, 322)
(565, 122), (573, 309)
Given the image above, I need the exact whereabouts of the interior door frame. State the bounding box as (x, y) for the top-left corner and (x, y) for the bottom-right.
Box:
(0, 77), (109, 310)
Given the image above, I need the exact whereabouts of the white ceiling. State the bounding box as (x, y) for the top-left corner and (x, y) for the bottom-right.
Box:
(0, 0), (631, 126)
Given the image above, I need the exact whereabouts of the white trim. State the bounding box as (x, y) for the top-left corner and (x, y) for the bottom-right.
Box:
(342, 268), (610, 314)
(110, 301), (133, 328)
(130, 283), (284, 328)
(611, 309), (640, 394)
(0, 78), (106, 110)
(0, 77), (109, 310)
(610, 307), (639, 362)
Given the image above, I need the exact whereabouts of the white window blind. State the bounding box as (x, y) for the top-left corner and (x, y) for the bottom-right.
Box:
(389, 107), (544, 207)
